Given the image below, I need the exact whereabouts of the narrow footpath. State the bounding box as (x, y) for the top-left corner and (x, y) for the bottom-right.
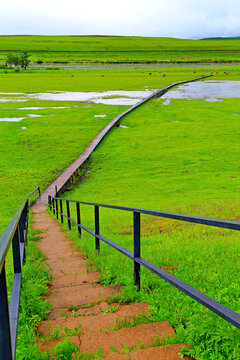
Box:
(32, 205), (189, 359)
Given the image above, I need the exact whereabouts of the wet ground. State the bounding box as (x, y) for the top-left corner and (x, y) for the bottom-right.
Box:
(1, 80), (240, 122)
(24, 62), (240, 69)
(161, 80), (240, 103)
(0, 90), (153, 112)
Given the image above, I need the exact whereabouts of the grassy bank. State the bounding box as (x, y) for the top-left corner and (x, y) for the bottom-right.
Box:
(56, 82), (240, 359)
(1, 35), (240, 64)
(1, 65), (239, 359)
(0, 65), (223, 234)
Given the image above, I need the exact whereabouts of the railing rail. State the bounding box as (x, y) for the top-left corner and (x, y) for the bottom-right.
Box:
(49, 195), (240, 330)
(0, 186), (40, 360)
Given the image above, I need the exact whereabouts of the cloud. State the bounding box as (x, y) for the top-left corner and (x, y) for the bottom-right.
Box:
(0, 0), (240, 38)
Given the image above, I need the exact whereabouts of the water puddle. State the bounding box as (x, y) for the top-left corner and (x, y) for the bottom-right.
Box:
(162, 99), (171, 105)
(0, 98), (26, 103)
(118, 124), (129, 128)
(27, 62), (240, 70)
(0, 117), (26, 122)
(0, 114), (43, 122)
(0, 90), (152, 106)
(161, 80), (240, 102)
(27, 114), (42, 118)
(18, 106), (75, 110)
(33, 90), (152, 105)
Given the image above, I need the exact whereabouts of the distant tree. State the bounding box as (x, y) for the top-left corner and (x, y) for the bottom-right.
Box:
(5, 53), (19, 68)
(19, 52), (30, 70)
(5, 52), (30, 70)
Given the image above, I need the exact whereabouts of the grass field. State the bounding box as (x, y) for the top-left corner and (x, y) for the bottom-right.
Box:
(0, 65), (239, 359)
(56, 78), (240, 359)
(1, 65), (239, 234)
(1, 35), (240, 63)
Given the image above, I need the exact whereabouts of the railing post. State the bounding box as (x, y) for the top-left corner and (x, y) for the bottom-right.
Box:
(25, 200), (29, 228)
(0, 264), (13, 360)
(55, 185), (58, 197)
(60, 200), (63, 223)
(24, 202), (28, 246)
(133, 211), (141, 291)
(19, 212), (26, 265)
(76, 203), (81, 237)
(55, 198), (59, 220)
(48, 195), (51, 211)
(52, 198), (55, 215)
(66, 200), (71, 230)
(12, 227), (21, 274)
(38, 186), (41, 196)
(94, 205), (100, 254)
(19, 212), (24, 244)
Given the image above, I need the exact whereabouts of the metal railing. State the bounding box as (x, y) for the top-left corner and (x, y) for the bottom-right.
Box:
(0, 186), (40, 360)
(49, 194), (240, 330)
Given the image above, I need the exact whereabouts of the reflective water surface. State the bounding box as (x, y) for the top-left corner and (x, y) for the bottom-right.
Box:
(0, 90), (153, 106)
(161, 80), (240, 102)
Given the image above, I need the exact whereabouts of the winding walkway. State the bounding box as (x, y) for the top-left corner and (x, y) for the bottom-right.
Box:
(31, 77), (211, 358)
(36, 75), (211, 205)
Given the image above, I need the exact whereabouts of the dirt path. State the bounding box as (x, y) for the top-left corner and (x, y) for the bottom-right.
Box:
(32, 205), (189, 359)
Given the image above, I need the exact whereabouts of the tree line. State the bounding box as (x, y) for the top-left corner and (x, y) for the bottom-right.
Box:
(5, 52), (30, 70)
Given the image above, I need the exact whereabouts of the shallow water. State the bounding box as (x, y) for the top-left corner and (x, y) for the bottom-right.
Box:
(0, 117), (26, 122)
(0, 114), (43, 122)
(25, 62), (240, 70)
(0, 90), (152, 106)
(161, 80), (240, 102)
(118, 124), (129, 128)
(0, 98), (25, 103)
(31, 90), (152, 105)
(27, 114), (42, 118)
(18, 106), (74, 110)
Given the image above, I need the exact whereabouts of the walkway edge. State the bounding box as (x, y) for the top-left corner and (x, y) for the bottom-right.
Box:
(36, 74), (212, 205)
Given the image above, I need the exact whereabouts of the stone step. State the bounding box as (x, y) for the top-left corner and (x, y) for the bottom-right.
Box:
(39, 321), (175, 356)
(102, 344), (190, 360)
(45, 256), (87, 277)
(44, 283), (121, 310)
(49, 271), (100, 289)
(39, 302), (149, 333)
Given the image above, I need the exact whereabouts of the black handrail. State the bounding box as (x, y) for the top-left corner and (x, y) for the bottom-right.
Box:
(0, 186), (40, 360)
(49, 195), (240, 330)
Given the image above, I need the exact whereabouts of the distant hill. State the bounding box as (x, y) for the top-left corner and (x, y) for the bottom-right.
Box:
(202, 36), (240, 40)
(0, 35), (240, 64)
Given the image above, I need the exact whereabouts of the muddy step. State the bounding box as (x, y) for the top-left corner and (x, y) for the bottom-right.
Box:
(48, 300), (149, 321)
(102, 344), (190, 360)
(39, 302), (149, 333)
(80, 321), (175, 355)
(44, 283), (121, 309)
(45, 256), (87, 277)
(50, 271), (100, 289)
(39, 321), (175, 355)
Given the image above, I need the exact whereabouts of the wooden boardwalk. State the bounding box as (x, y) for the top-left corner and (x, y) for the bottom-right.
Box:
(36, 75), (211, 205)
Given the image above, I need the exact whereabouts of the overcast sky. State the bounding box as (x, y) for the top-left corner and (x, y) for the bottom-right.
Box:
(1, 0), (240, 39)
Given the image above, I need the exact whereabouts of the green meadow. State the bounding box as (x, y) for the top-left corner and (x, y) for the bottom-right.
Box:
(0, 64), (239, 359)
(1, 65), (239, 233)
(56, 79), (240, 358)
(1, 35), (240, 63)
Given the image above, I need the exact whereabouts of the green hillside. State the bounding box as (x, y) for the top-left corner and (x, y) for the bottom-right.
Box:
(1, 35), (240, 63)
